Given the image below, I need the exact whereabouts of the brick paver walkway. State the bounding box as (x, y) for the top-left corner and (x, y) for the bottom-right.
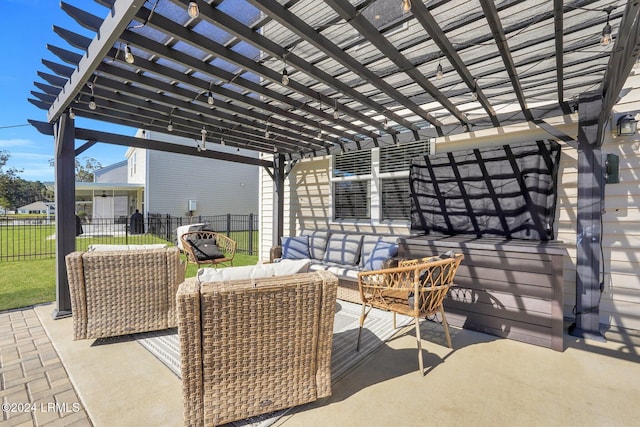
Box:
(0, 307), (92, 426)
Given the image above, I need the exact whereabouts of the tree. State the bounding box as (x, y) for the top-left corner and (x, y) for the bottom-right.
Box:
(49, 156), (103, 182)
(0, 150), (51, 210)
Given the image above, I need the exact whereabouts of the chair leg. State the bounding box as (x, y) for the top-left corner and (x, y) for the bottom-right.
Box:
(415, 317), (424, 375)
(356, 303), (367, 352)
(440, 306), (452, 349)
(393, 311), (396, 329)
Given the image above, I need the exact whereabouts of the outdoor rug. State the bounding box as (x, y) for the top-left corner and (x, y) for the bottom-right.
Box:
(135, 299), (412, 427)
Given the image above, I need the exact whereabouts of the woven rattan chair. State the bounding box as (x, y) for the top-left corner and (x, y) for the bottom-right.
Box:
(177, 270), (338, 426)
(65, 247), (185, 340)
(180, 230), (236, 268)
(357, 253), (464, 374)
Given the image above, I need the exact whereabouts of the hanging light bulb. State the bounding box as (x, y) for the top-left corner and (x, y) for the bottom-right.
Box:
(333, 100), (339, 120)
(167, 120), (173, 132)
(402, 0), (411, 13)
(200, 127), (207, 151)
(436, 62), (443, 80)
(220, 136), (225, 145)
(601, 21), (612, 45)
(124, 44), (134, 64)
(89, 96), (97, 110)
(69, 108), (75, 119)
(281, 67), (289, 86)
(187, 1), (199, 19)
(265, 129), (270, 138)
(207, 90), (214, 105)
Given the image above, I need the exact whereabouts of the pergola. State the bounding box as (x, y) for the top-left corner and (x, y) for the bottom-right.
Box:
(29, 0), (640, 340)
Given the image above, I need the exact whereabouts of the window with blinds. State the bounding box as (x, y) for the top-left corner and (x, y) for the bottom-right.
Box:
(334, 181), (370, 220)
(331, 141), (430, 222)
(381, 178), (410, 220)
(379, 141), (430, 173)
(333, 150), (372, 177)
(332, 150), (371, 220)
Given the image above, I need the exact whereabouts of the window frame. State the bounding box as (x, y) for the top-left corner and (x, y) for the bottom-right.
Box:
(329, 140), (431, 225)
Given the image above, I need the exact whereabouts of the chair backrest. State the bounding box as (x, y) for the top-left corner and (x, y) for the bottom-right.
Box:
(65, 247), (184, 340)
(180, 231), (236, 263)
(358, 253), (464, 315)
(177, 270), (338, 426)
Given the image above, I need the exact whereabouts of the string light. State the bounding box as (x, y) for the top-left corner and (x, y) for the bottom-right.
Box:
(69, 108), (75, 119)
(167, 119), (173, 132)
(207, 90), (214, 105)
(87, 82), (97, 110)
(281, 66), (289, 86)
(601, 7), (614, 46)
(333, 99), (339, 120)
(187, 1), (199, 19)
(436, 62), (443, 80)
(200, 127), (207, 151)
(124, 44), (134, 64)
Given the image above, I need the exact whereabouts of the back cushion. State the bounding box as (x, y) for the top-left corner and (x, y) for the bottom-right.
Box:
(281, 236), (310, 259)
(359, 235), (398, 268)
(300, 230), (331, 260)
(322, 233), (363, 265)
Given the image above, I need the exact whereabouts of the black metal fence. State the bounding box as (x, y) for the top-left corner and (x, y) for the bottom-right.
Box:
(0, 213), (258, 262)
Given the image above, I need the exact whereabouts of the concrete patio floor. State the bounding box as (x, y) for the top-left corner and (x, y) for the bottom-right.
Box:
(3, 302), (640, 427)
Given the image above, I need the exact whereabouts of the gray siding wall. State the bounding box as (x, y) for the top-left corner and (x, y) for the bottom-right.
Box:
(143, 132), (259, 218)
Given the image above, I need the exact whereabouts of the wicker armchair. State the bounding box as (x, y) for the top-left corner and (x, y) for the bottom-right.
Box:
(180, 230), (236, 268)
(177, 270), (338, 426)
(65, 247), (185, 340)
(357, 253), (464, 374)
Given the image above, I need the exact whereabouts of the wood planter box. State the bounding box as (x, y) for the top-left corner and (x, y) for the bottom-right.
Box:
(398, 235), (566, 351)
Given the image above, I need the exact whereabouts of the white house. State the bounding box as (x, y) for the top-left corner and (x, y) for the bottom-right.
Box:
(89, 130), (259, 219)
(17, 201), (55, 215)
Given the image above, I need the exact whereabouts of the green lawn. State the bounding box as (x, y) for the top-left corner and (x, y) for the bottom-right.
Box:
(0, 225), (260, 311)
(0, 252), (259, 312)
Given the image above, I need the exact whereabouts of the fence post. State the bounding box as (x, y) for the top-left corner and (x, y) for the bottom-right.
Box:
(248, 213), (254, 255)
(226, 214), (231, 237)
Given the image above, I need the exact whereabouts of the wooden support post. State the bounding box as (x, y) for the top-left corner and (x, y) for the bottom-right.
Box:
(569, 91), (606, 341)
(52, 114), (76, 319)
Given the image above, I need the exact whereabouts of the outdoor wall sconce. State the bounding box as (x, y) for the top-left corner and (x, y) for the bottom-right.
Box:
(616, 113), (638, 136)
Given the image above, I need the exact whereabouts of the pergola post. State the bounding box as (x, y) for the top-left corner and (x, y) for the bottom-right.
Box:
(569, 91), (606, 341)
(272, 154), (285, 247)
(52, 114), (76, 319)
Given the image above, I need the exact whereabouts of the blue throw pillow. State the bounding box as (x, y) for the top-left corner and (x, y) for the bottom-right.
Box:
(281, 236), (310, 260)
(363, 240), (398, 271)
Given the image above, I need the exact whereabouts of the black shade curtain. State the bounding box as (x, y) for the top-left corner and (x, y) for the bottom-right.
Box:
(410, 140), (561, 241)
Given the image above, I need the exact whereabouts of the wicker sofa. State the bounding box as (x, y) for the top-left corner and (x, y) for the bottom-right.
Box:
(177, 270), (338, 426)
(65, 246), (184, 340)
(270, 230), (402, 303)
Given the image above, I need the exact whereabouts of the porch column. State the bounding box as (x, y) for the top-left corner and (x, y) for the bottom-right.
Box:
(569, 91), (606, 341)
(52, 114), (76, 319)
(272, 154), (285, 247)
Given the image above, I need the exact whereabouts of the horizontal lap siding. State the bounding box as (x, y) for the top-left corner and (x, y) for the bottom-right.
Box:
(399, 236), (565, 351)
(557, 140), (640, 331)
(286, 158), (332, 233)
(259, 160), (274, 261)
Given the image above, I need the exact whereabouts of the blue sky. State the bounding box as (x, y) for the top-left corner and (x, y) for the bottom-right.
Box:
(0, 0), (133, 182)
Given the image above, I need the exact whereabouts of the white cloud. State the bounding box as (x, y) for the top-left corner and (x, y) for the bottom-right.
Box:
(0, 138), (32, 149)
